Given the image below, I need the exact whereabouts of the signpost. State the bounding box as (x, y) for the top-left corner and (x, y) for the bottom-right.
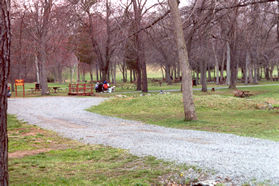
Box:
(15, 79), (25, 97)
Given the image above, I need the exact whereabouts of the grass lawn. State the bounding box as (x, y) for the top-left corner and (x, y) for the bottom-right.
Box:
(89, 85), (279, 141)
(8, 115), (209, 185)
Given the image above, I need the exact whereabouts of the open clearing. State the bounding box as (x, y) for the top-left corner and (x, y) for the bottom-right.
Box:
(8, 97), (279, 185)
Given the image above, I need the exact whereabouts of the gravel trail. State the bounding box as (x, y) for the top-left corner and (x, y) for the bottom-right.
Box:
(8, 97), (279, 184)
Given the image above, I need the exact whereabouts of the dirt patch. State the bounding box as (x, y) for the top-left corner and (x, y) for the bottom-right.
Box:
(9, 148), (54, 158)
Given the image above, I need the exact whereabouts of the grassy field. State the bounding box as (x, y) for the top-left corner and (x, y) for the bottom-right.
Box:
(89, 85), (279, 141)
(8, 115), (211, 185)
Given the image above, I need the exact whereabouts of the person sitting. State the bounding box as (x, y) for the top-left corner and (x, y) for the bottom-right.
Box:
(103, 81), (108, 91)
(96, 82), (103, 93)
(95, 82), (99, 91)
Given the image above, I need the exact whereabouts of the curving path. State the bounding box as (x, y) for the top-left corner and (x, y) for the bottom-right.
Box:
(8, 97), (279, 184)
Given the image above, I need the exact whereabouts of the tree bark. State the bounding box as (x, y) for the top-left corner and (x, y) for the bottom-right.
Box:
(35, 55), (40, 84)
(277, 0), (279, 42)
(38, 0), (52, 95)
(82, 66), (86, 82)
(226, 42), (231, 86)
(245, 51), (250, 84)
(70, 67), (73, 83)
(207, 64), (211, 82)
(212, 42), (219, 84)
(165, 64), (172, 84)
(38, 45), (48, 94)
(132, 0), (148, 92)
(253, 64), (258, 84)
(220, 48), (225, 83)
(0, 0), (10, 184)
(168, 0), (197, 121)
(96, 63), (99, 81)
(77, 63), (80, 82)
(130, 69), (133, 83)
(229, 46), (237, 89)
(136, 66), (141, 90)
(200, 60), (207, 92)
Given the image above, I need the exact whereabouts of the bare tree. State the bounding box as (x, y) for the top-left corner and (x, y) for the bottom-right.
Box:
(168, 0), (197, 121)
(0, 0), (11, 184)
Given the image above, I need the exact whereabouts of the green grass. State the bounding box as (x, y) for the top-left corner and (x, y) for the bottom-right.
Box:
(89, 85), (279, 141)
(8, 115), (207, 185)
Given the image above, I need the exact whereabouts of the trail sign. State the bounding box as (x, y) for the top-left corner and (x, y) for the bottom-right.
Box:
(15, 79), (25, 97)
(15, 79), (24, 86)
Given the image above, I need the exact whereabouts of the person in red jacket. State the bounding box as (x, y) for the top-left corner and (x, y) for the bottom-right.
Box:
(103, 81), (108, 91)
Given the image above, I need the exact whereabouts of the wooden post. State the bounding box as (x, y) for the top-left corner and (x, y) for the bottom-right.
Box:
(23, 84), (25, 97)
(83, 84), (86, 95)
(69, 84), (71, 95)
(76, 84), (79, 95)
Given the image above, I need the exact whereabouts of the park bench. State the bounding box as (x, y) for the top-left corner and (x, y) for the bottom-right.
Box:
(234, 89), (253, 98)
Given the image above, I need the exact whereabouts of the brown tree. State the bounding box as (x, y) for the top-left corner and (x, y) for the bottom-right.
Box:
(0, 0), (11, 184)
(168, 0), (197, 121)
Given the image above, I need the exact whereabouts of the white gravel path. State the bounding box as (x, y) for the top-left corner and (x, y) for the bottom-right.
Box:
(8, 97), (279, 185)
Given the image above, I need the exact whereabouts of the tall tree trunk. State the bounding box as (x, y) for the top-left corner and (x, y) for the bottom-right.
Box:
(133, 70), (136, 82)
(100, 0), (112, 82)
(196, 71), (199, 85)
(220, 49), (225, 83)
(207, 64), (211, 82)
(253, 64), (258, 84)
(174, 65), (177, 79)
(245, 51), (250, 84)
(57, 63), (62, 84)
(132, 0), (148, 92)
(277, 0), (279, 42)
(200, 60), (207, 92)
(136, 67), (141, 90)
(77, 63), (80, 82)
(265, 67), (270, 80)
(96, 63), (99, 81)
(38, 44), (48, 94)
(70, 67), (73, 83)
(130, 69), (133, 83)
(169, 0), (197, 121)
(249, 62), (253, 83)
(226, 42), (231, 86)
(38, 0), (52, 95)
(113, 61), (116, 84)
(82, 66), (86, 82)
(165, 64), (171, 84)
(212, 42), (219, 84)
(0, 0), (10, 184)
(177, 62), (181, 80)
(35, 55), (40, 84)
(161, 65), (165, 80)
(229, 46), (237, 89)
(270, 65), (274, 79)
(140, 54), (148, 92)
